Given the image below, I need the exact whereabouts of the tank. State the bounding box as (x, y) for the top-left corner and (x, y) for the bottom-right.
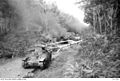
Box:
(22, 47), (52, 70)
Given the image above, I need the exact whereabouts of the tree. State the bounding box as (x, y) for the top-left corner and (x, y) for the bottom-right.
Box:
(0, 0), (16, 38)
(79, 0), (119, 37)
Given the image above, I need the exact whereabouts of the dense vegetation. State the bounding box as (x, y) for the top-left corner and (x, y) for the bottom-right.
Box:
(81, 0), (119, 36)
(74, 0), (120, 78)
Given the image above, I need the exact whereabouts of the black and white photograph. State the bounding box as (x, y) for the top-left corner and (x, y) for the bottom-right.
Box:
(0, 0), (120, 79)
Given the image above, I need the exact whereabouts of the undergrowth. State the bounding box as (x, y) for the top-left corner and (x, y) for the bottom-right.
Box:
(73, 32), (120, 78)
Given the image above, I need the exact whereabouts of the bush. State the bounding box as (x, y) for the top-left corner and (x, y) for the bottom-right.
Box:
(74, 33), (120, 78)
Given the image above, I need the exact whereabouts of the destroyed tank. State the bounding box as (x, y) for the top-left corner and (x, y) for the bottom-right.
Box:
(22, 47), (52, 69)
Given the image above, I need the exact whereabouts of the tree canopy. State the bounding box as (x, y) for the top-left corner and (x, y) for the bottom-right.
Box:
(79, 0), (119, 37)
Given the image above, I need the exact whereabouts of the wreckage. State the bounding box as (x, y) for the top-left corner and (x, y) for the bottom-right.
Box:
(22, 47), (52, 69)
(22, 39), (83, 69)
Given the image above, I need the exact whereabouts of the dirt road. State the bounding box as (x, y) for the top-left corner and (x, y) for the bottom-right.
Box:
(0, 45), (80, 78)
(34, 47), (80, 78)
(0, 58), (33, 78)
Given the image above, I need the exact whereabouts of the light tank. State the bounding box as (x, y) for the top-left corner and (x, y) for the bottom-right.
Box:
(22, 47), (52, 70)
